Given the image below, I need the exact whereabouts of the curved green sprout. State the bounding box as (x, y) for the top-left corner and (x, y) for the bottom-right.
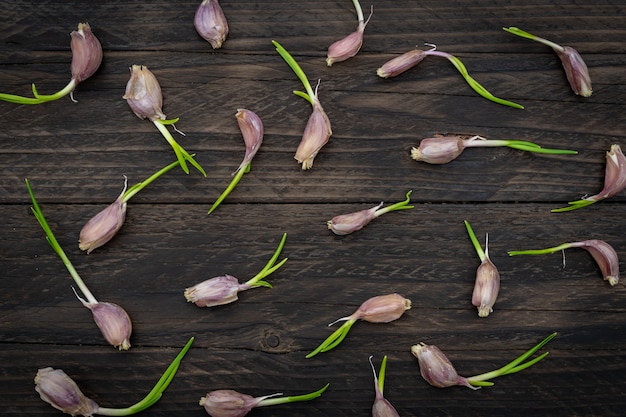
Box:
(508, 243), (572, 257)
(467, 332), (556, 387)
(208, 163), (250, 214)
(551, 199), (596, 212)
(423, 45), (524, 109)
(26, 178), (98, 305)
(374, 190), (414, 217)
(152, 118), (206, 176)
(494, 140), (576, 154)
(502, 27), (564, 52)
(306, 318), (357, 358)
(97, 337), (194, 415)
(372, 355), (388, 393)
(0, 79), (77, 104)
(122, 157), (188, 203)
(272, 40), (316, 105)
(461, 137), (577, 155)
(244, 233), (289, 289)
(464, 220), (486, 262)
(256, 384), (330, 408)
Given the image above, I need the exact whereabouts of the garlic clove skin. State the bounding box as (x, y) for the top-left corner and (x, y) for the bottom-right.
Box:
(79, 179), (127, 254)
(199, 389), (259, 417)
(410, 136), (465, 164)
(327, 203), (381, 235)
(555, 46), (592, 97)
(372, 395), (400, 417)
(370, 357), (400, 417)
(355, 293), (411, 323)
(80, 301), (132, 350)
(376, 49), (428, 78)
(70, 23), (103, 84)
(195, 0), (229, 49)
(594, 144), (626, 201)
(122, 64), (166, 121)
(295, 99), (333, 170)
(326, 23), (366, 66)
(184, 275), (243, 307)
(234, 109), (264, 174)
(572, 240), (620, 286)
(35, 367), (100, 416)
(410, 343), (476, 389)
(326, 4), (372, 66)
(472, 257), (501, 317)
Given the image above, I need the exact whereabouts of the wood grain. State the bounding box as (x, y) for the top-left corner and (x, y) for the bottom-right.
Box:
(1, 1), (625, 417)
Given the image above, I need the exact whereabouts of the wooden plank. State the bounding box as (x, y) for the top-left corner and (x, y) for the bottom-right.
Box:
(0, 1), (625, 416)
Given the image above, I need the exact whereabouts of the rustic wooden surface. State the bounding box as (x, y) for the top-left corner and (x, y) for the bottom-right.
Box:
(1, 1), (625, 416)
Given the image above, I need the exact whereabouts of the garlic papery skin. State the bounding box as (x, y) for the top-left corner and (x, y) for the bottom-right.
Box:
(411, 136), (464, 164)
(199, 389), (260, 417)
(195, 0), (229, 49)
(123, 64), (165, 121)
(294, 96), (332, 170)
(79, 178), (128, 254)
(556, 46), (592, 97)
(327, 203), (381, 235)
(600, 144), (626, 200)
(355, 293), (412, 323)
(410, 343), (476, 389)
(326, 1), (373, 66)
(574, 239), (621, 286)
(83, 300), (132, 350)
(184, 275), (242, 307)
(234, 109), (264, 174)
(326, 24), (365, 67)
(70, 23), (103, 86)
(472, 255), (501, 318)
(377, 49), (428, 78)
(35, 367), (100, 416)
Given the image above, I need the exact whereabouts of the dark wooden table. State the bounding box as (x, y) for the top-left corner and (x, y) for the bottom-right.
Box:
(1, 1), (625, 416)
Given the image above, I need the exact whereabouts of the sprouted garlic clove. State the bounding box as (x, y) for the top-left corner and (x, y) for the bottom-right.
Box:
(411, 333), (557, 389)
(552, 144), (626, 212)
(508, 239), (620, 286)
(199, 384), (329, 417)
(185, 233), (288, 307)
(306, 293), (411, 358)
(465, 221), (500, 317)
(411, 135), (577, 164)
(0, 23), (102, 104)
(326, 1), (373, 66)
(327, 190), (413, 235)
(503, 27), (592, 97)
